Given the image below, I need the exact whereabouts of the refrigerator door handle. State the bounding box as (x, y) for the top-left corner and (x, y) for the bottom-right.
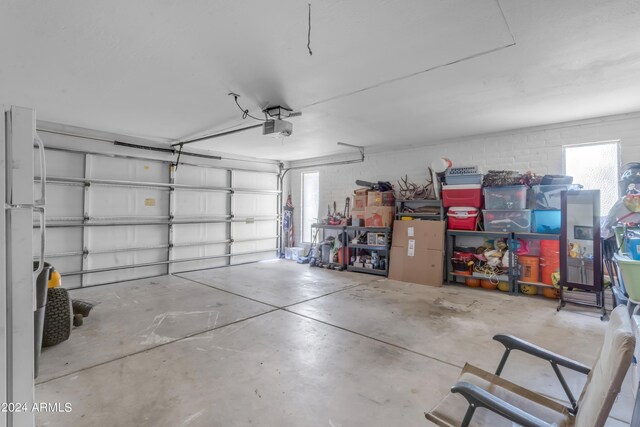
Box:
(33, 206), (46, 278)
(34, 133), (46, 206)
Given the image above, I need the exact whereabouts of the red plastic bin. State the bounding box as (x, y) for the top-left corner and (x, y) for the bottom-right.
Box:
(442, 184), (483, 208)
(447, 207), (479, 230)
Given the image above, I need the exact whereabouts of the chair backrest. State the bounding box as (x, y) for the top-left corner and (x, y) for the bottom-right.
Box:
(575, 305), (635, 427)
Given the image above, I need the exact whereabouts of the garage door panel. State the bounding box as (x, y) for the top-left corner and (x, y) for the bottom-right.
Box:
(173, 243), (227, 259)
(89, 187), (168, 218)
(174, 165), (227, 186)
(89, 225), (168, 251)
(88, 248), (166, 269)
(231, 252), (275, 265)
(174, 191), (228, 217)
(172, 223), (227, 245)
(233, 171), (277, 190)
(172, 243), (228, 273)
(41, 149), (85, 178)
(233, 239), (277, 253)
(173, 258), (228, 274)
(85, 249), (167, 286)
(35, 227), (82, 256)
(232, 221), (277, 240)
(86, 265), (167, 287)
(89, 155), (168, 183)
(234, 194), (277, 216)
(37, 184), (83, 218)
(47, 256), (82, 289)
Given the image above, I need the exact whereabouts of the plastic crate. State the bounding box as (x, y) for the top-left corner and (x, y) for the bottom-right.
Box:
(484, 186), (528, 210)
(530, 185), (569, 210)
(483, 209), (531, 232)
(532, 210), (561, 234)
(445, 174), (483, 185)
(447, 166), (480, 176)
(442, 184), (483, 208)
(284, 247), (304, 260)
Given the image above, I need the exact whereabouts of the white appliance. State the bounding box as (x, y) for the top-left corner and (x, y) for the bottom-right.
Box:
(1, 105), (46, 427)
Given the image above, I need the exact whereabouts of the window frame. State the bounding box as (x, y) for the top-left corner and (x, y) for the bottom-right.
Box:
(562, 140), (621, 214)
(301, 171), (320, 244)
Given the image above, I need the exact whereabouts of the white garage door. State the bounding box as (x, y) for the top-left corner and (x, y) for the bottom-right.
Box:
(35, 142), (279, 288)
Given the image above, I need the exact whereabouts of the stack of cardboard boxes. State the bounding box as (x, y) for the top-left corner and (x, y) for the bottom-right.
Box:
(351, 192), (368, 225)
(364, 191), (395, 227)
(389, 220), (445, 287)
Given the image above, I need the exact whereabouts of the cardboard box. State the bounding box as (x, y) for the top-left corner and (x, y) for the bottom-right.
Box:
(351, 209), (365, 226)
(353, 194), (367, 210)
(391, 220), (445, 251)
(367, 232), (387, 246)
(367, 191), (395, 207)
(389, 246), (443, 287)
(364, 206), (395, 227)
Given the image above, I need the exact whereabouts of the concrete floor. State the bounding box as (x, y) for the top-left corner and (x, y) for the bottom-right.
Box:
(36, 261), (635, 426)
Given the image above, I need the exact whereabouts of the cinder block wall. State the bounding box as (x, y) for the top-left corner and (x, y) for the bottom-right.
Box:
(287, 112), (640, 244)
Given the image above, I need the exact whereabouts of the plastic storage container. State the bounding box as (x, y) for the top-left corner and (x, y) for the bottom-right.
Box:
(448, 207), (479, 230)
(445, 174), (483, 185)
(442, 184), (483, 208)
(518, 255), (540, 282)
(532, 210), (561, 234)
(483, 209), (532, 232)
(530, 185), (569, 210)
(614, 253), (640, 301)
(540, 240), (560, 285)
(484, 186), (528, 210)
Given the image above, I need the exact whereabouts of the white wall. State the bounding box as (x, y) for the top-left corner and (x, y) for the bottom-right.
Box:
(288, 112), (640, 244)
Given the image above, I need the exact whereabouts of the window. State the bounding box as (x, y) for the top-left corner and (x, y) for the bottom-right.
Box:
(301, 172), (319, 243)
(563, 141), (620, 215)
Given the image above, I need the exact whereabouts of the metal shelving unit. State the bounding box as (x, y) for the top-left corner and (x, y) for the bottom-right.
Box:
(446, 230), (565, 296)
(395, 199), (445, 221)
(512, 232), (560, 293)
(446, 230), (515, 294)
(310, 223), (348, 268)
(346, 226), (391, 276)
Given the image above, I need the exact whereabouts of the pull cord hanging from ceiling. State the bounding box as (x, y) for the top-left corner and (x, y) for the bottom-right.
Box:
(307, 2), (313, 56)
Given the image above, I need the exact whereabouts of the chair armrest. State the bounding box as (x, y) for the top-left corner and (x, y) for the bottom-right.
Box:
(452, 381), (555, 427)
(493, 334), (591, 375)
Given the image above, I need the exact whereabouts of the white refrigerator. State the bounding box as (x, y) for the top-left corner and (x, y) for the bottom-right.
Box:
(1, 105), (46, 427)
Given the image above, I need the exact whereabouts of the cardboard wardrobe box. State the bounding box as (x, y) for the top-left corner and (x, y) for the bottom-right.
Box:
(364, 206), (395, 227)
(389, 220), (446, 286)
(389, 246), (444, 287)
(391, 220), (445, 251)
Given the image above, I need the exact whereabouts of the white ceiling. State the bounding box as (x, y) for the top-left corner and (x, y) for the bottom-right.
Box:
(1, 0), (640, 161)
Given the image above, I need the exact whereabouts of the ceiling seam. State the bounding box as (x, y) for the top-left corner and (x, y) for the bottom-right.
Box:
(299, 41), (516, 111)
(496, 0), (516, 44)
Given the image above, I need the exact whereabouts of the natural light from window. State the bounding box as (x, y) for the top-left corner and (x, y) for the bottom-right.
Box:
(302, 172), (319, 243)
(564, 141), (619, 216)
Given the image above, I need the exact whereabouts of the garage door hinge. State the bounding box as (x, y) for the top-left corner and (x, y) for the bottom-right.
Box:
(82, 247), (89, 257)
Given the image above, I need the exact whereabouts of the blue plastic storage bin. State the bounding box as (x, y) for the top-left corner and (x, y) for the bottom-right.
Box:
(532, 210), (561, 234)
